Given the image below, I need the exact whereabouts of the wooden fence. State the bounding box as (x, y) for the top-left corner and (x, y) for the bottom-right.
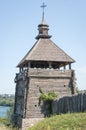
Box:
(52, 93), (86, 114)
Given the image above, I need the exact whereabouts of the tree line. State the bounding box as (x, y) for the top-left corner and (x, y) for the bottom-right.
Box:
(0, 94), (15, 106)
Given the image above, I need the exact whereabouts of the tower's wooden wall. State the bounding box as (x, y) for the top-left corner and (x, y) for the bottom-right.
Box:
(14, 68), (75, 128)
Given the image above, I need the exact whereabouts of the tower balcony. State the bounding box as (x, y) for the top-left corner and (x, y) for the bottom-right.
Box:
(15, 68), (75, 82)
(28, 68), (74, 78)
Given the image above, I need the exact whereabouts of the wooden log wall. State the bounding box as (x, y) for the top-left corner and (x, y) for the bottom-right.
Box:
(52, 93), (86, 114)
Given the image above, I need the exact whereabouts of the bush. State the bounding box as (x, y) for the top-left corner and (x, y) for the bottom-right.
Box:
(39, 87), (57, 116)
(39, 87), (57, 103)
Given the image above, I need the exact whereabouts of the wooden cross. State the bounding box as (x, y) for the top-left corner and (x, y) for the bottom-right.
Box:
(40, 3), (47, 20)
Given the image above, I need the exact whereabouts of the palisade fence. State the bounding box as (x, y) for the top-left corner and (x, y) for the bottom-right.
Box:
(52, 93), (86, 114)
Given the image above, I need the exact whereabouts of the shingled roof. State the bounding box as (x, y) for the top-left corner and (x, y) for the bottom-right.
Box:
(17, 18), (75, 67)
(17, 38), (75, 67)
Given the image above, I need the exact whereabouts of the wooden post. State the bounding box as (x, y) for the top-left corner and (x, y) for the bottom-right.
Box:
(28, 62), (31, 69)
(19, 68), (21, 73)
(64, 64), (66, 70)
(69, 63), (71, 70)
(49, 62), (52, 69)
(22, 67), (23, 71)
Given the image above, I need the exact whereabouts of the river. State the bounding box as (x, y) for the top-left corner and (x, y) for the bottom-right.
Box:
(0, 106), (10, 117)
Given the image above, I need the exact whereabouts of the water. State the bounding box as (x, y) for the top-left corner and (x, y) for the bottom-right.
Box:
(0, 106), (10, 118)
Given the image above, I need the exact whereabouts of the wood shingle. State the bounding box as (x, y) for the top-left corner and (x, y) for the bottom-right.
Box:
(18, 38), (75, 67)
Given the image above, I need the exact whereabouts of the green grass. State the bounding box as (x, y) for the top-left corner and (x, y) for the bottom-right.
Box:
(0, 118), (9, 130)
(28, 113), (86, 130)
(0, 125), (18, 130)
(0, 118), (18, 130)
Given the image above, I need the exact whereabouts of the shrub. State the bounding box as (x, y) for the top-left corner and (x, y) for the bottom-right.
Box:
(39, 87), (57, 116)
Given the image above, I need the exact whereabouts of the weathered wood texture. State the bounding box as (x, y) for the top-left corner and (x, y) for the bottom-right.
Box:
(25, 69), (75, 118)
(14, 68), (76, 128)
(18, 38), (75, 67)
(52, 93), (86, 114)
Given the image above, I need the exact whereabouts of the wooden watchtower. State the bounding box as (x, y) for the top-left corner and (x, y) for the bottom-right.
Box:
(14, 4), (76, 130)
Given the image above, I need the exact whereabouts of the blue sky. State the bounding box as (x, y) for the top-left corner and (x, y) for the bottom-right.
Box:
(0, 0), (86, 94)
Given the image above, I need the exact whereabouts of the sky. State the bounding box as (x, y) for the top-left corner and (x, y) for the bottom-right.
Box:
(0, 0), (86, 94)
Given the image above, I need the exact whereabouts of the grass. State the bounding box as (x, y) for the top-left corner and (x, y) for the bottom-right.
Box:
(0, 118), (18, 130)
(0, 113), (86, 130)
(0, 124), (18, 130)
(0, 118), (9, 130)
(0, 125), (8, 130)
(28, 113), (86, 130)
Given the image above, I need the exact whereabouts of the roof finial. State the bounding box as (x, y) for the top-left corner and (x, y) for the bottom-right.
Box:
(40, 3), (47, 21)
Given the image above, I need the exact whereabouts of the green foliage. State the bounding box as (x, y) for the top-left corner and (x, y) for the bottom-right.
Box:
(28, 113), (86, 130)
(6, 105), (14, 124)
(39, 87), (57, 104)
(0, 117), (18, 130)
(39, 87), (57, 116)
(39, 87), (44, 94)
(0, 118), (8, 125)
(0, 104), (18, 130)
(0, 95), (14, 106)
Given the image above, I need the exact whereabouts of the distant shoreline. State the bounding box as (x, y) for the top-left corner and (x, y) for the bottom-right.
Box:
(0, 104), (11, 107)
(0, 94), (15, 107)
